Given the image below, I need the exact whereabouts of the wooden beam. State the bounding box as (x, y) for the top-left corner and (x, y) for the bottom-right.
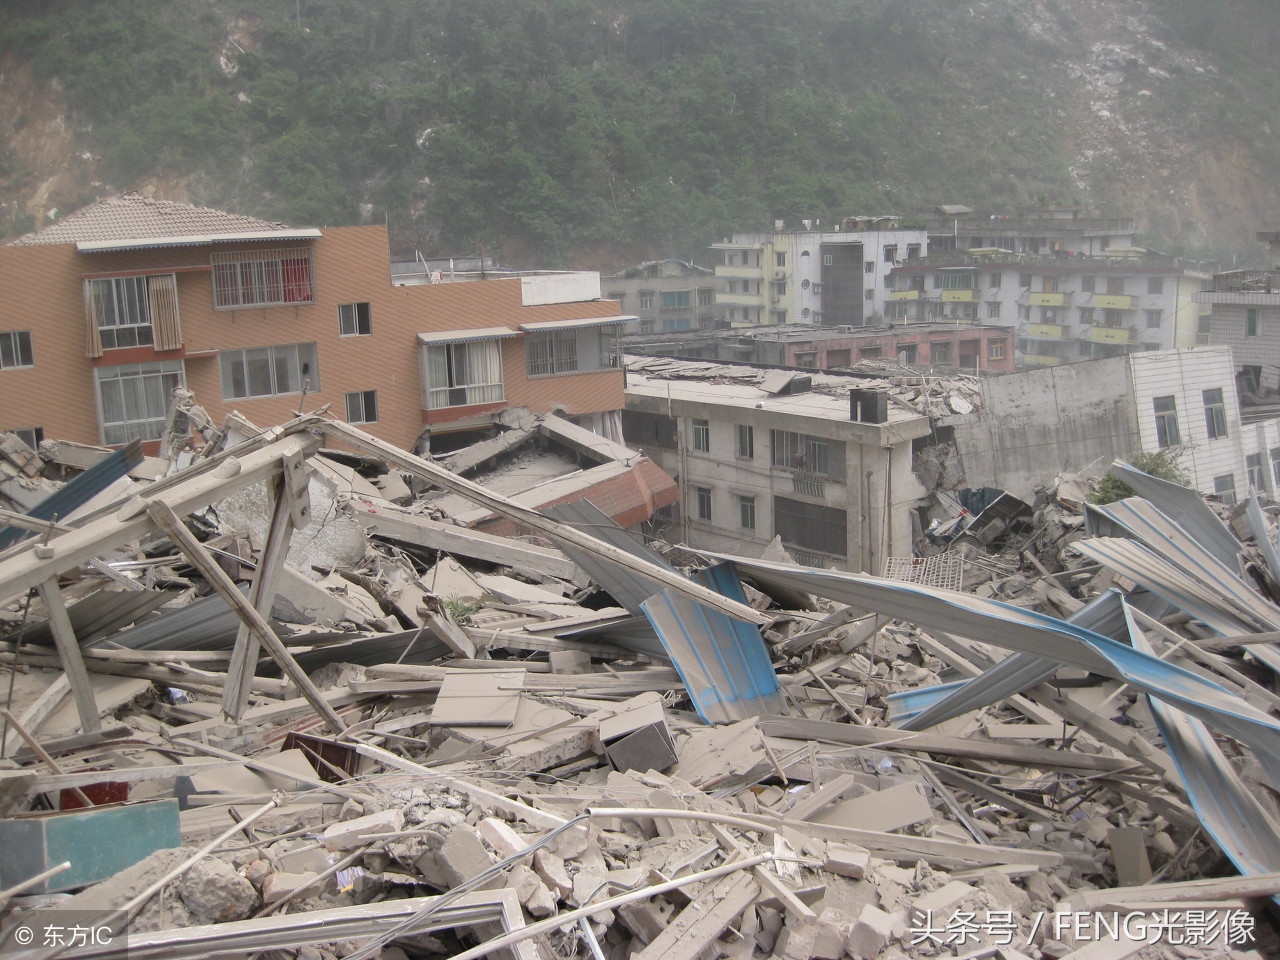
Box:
(34, 579), (101, 734)
(348, 499), (580, 580)
(223, 473), (295, 719)
(0, 432), (321, 600)
(147, 501), (346, 733)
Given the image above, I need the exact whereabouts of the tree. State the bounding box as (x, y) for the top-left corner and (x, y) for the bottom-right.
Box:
(1088, 448), (1192, 505)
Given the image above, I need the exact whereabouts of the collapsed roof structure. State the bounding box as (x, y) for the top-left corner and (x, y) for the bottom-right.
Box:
(1, 403), (1279, 959)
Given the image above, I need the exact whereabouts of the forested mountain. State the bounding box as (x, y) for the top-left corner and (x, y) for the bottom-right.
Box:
(2, 0), (1279, 268)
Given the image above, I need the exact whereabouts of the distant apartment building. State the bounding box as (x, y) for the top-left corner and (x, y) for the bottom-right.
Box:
(1196, 231), (1280, 394)
(918, 204), (1139, 258)
(623, 357), (931, 573)
(889, 249), (1212, 367)
(601, 260), (721, 335)
(710, 216), (928, 328)
(0, 194), (628, 454)
(625, 322), (1016, 373)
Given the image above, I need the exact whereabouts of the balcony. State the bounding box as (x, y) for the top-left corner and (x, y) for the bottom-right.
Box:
(716, 265), (764, 280)
(1090, 326), (1134, 344)
(1029, 292), (1069, 307)
(1025, 323), (1068, 340)
(718, 293), (765, 307)
(1092, 294), (1136, 310)
(890, 289), (921, 300)
(940, 289), (979, 302)
(1022, 353), (1066, 367)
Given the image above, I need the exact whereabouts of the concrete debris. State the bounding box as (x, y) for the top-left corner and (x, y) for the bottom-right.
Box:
(3, 416), (1280, 960)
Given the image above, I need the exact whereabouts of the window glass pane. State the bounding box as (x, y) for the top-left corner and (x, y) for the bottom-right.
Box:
(245, 348), (273, 396)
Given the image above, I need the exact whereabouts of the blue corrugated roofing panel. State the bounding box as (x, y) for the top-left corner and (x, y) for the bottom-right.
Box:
(640, 561), (783, 724)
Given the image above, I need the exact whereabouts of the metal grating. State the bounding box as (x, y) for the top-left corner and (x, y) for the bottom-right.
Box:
(883, 554), (965, 592)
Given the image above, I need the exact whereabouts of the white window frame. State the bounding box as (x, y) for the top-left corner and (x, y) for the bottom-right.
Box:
(339, 302), (372, 336)
(87, 276), (154, 349)
(693, 419), (710, 453)
(95, 360), (185, 446)
(695, 486), (712, 521)
(220, 343), (318, 400)
(739, 494), (756, 530)
(1203, 388), (1228, 440)
(1153, 395), (1180, 448)
(423, 339), (505, 409)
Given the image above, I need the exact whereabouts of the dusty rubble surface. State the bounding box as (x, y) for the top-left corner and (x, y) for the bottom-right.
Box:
(1, 416), (1280, 960)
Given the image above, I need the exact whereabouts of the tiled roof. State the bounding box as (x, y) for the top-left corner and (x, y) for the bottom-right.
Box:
(7, 193), (296, 246)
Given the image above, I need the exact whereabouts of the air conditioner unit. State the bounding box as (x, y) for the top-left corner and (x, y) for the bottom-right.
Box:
(813, 283), (824, 294)
(774, 270), (787, 279)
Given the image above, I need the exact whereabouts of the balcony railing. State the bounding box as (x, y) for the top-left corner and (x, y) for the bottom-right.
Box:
(1029, 292), (1070, 307)
(1091, 294), (1136, 310)
(1206, 270), (1280, 293)
(1090, 326), (1134, 344)
(1025, 323), (1068, 340)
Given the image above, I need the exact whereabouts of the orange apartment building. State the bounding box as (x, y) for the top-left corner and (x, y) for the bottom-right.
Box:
(0, 194), (629, 454)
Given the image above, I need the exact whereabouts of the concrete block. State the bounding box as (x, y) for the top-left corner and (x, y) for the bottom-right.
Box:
(846, 903), (895, 959)
(533, 848), (572, 899)
(262, 871), (319, 905)
(178, 859), (258, 923)
(549, 650), (593, 674)
(605, 722), (678, 774)
(822, 843), (871, 880)
(910, 880), (977, 922)
(1107, 826), (1153, 886)
(773, 918), (818, 960)
(509, 864), (556, 918)
(321, 808), (404, 851)
(618, 900), (673, 943)
(477, 817), (530, 859)
(437, 824), (497, 890)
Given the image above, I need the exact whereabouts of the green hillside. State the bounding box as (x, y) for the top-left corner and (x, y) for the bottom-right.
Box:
(3, 0), (1280, 267)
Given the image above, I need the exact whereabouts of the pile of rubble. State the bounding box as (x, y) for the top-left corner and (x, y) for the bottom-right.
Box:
(1, 413), (1279, 960)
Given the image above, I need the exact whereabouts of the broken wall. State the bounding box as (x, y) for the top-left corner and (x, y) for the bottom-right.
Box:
(951, 355), (1139, 500)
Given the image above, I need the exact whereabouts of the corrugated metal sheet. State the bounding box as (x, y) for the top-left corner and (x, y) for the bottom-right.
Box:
(889, 588), (1132, 730)
(1072, 537), (1264, 637)
(641, 572), (784, 724)
(20, 588), (173, 649)
(0, 440), (143, 549)
(1125, 604), (1280, 880)
(539, 502), (670, 596)
(1086, 497), (1278, 631)
(694, 553), (1280, 784)
(1107, 460), (1241, 567)
(1246, 492), (1280, 588)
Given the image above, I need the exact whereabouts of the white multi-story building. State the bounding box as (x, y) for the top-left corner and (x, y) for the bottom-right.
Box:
(622, 356), (932, 573)
(710, 217), (928, 328)
(888, 250), (1212, 366)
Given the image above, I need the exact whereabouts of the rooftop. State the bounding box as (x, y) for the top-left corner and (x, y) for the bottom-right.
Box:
(624, 354), (972, 424)
(7, 193), (301, 246)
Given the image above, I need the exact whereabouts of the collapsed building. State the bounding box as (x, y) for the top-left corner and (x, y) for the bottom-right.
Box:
(1, 397), (1280, 959)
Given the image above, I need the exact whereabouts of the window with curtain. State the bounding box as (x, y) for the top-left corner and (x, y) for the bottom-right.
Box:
(83, 274), (182, 356)
(423, 339), (505, 409)
(211, 248), (314, 308)
(95, 360), (185, 445)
